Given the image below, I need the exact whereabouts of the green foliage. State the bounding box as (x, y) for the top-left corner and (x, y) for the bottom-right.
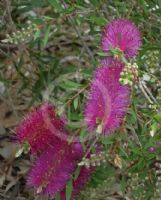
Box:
(66, 180), (73, 200)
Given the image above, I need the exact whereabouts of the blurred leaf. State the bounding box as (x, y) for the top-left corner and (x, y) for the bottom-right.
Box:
(154, 112), (161, 122)
(73, 97), (79, 110)
(89, 16), (107, 26)
(121, 176), (126, 195)
(48, 0), (62, 12)
(74, 167), (81, 180)
(66, 180), (73, 200)
(43, 26), (51, 47)
(55, 193), (60, 200)
(59, 80), (82, 90)
(96, 52), (112, 56)
(30, 0), (46, 7)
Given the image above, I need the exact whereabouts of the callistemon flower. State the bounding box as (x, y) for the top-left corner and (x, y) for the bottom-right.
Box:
(101, 19), (142, 58)
(85, 61), (130, 134)
(60, 166), (94, 200)
(27, 142), (83, 197)
(15, 103), (67, 154)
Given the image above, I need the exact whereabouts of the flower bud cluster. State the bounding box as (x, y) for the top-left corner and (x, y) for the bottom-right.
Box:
(119, 63), (139, 86)
(148, 104), (158, 110)
(78, 151), (108, 168)
(128, 172), (149, 199)
(2, 21), (39, 45)
(82, 179), (111, 200)
(149, 4), (160, 12)
(154, 159), (161, 198)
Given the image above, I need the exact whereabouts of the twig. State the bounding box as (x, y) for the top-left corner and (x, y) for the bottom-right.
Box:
(0, 43), (17, 49)
(9, 181), (20, 200)
(0, 43), (18, 55)
(141, 80), (158, 104)
(60, 0), (96, 67)
(0, 48), (9, 57)
(4, 0), (16, 31)
(64, 84), (89, 107)
(139, 79), (161, 113)
(131, 130), (142, 147)
(83, 133), (100, 159)
(0, 71), (19, 120)
(151, 13), (161, 24)
(138, 79), (153, 104)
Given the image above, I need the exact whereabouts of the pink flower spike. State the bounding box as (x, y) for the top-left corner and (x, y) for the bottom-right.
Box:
(85, 61), (130, 135)
(101, 19), (142, 58)
(27, 142), (83, 197)
(15, 102), (66, 155)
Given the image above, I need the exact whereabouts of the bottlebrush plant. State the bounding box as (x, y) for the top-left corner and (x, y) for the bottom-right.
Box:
(13, 15), (161, 200)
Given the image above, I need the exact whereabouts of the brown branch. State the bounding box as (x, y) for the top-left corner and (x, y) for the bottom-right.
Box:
(4, 0), (16, 32)
(64, 84), (89, 107)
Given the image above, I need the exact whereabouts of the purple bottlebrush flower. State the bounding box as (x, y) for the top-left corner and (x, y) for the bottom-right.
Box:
(27, 142), (83, 197)
(85, 61), (130, 134)
(60, 166), (94, 200)
(101, 19), (142, 58)
(15, 102), (67, 155)
(148, 146), (156, 153)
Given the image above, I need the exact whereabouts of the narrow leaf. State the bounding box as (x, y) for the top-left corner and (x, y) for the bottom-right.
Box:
(66, 180), (73, 200)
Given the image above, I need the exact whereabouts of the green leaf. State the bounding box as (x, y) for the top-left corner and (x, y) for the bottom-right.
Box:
(79, 129), (87, 149)
(119, 147), (129, 159)
(89, 165), (115, 188)
(100, 134), (115, 145)
(30, 0), (46, 7)
(138, 0), (149, 15)
(149, 120), (158, 137)
(66, 180), (73, 200)
(34, 29), (40, 40)
(74, 167), (81, 180)
(89, 16), (107, 26)
(55, 193), (60, 200)
(73, 97), (79, 110)
(48, 0), (62, 12)
(68, 121), (83, 128)
(43, 26), (51, 47)
(96, 52), (112, 56)
(59, 80), (81, 90)
(154, 112), (161, 122)
(121, 176), (126, 195)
